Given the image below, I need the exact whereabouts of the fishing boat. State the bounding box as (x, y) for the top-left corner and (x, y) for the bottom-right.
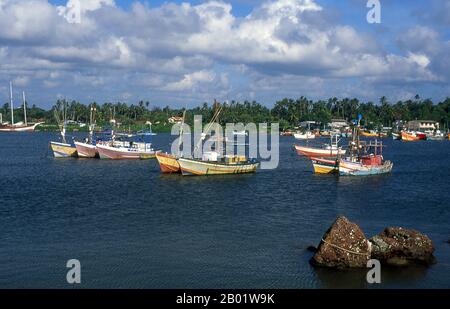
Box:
(293, 131), (315, 140)
(178, 153), (259, 176)
(0, 82), (43, 132)
(50, 101), (77, 158)
(156, 110), (186, 173)
(74, 105), (98, 158)
(338, 119), (393, 176)
(97, 140), (159, 160)
(310, 157), (339, 174)
(360, 130), (378, 137)
(156, 152), (181, 173)
(294, 135), (346, 157)
(401, 131), (420, 141)
(392, 132), (401, 140)
(178, 101), (259, 176)
(426, 130), (445, 141)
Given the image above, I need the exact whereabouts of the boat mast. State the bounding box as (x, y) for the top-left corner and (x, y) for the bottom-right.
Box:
(9, 81), (14, 125)
(89, 104), (96, 143)
(178, 109), (186, 157)
(22, 91), (27, 126)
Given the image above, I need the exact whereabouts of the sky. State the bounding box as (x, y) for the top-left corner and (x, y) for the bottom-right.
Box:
(1, 0), (450, 109)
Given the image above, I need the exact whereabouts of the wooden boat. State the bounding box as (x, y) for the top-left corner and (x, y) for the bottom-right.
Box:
(50, 141), (77, 158)
(339, 122), (392, 176)
(0, 122), (42, 132)
(74, 141), (98, 158)
(294, 134), (346, 157)
(156, 152), (181, 173)
(293, 131), (315, 140)
(50, 100), (77, 158)
(415, 131), (427, 140)
(401, 131), (420, 141)
(156, 110), (186, 173)
(339, 156), (393, 176)
(392, 132), (401, 140)
(178, 155), (259, 176)
(280, 130), (294, 136)
(97, 141), (159, 160)
(0, 83), (43, 132)
(361, 131), (378, 137)
(310, 157), (338, 174)
(74, 105), (98, 158)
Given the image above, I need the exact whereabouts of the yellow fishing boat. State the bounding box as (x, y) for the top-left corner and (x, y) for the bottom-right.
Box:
(310, 157), (338, 174)
(156, 152), (181, 173)
(50, 141), (77, 158)
(361, 131), (378, 137)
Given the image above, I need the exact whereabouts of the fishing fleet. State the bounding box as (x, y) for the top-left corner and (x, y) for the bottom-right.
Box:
(1, 83), (449, 178)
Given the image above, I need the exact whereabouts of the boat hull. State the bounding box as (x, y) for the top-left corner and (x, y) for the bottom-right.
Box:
(339, 159), (393, 176)
(178, 158), (259, 176)
(310, 157), (338, 174)
(293, 133), (315, 140)
(74, 141), (98, 158)
(96, 144), (157, 160)
(156, 153), (181, 173)
(0, 123), (42, 132)
(294, 145), (346, 157)
(401, 131), (420, 141)
(50, 141), (77, 158)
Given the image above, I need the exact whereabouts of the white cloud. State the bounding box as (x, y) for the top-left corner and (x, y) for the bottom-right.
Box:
(0, 0), (448, 106)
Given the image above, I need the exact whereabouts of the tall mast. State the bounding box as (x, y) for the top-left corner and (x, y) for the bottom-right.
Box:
(9, 81), (14, 125)
(178, 109), (186, 157)
(22, 91), (27, 126)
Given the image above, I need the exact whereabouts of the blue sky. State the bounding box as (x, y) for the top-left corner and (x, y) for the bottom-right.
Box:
(2, 0), (450, 108)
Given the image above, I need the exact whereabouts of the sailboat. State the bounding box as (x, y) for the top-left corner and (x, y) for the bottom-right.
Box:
(338, 118), (393, 176)
(74, 105), (98, 158)
(176, 101), (259, 176)
(50, 101), (77, 158)
(0, 82), (43, 132)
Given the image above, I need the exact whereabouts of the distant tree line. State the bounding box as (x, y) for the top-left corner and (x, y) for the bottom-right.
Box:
(1, 95), (449, 131)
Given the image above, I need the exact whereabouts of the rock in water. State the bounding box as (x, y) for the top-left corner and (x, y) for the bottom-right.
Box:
(311, 216), (370, 268)
(370, 227), (436, 266)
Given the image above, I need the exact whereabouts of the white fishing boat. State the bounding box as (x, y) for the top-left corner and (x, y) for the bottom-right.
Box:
(293, 131), (316, 140)
(96, 140), (159, 160)
(74, 105), (98, 158)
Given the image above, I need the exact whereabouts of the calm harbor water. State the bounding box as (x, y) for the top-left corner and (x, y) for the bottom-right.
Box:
(0, 132), (449, 288)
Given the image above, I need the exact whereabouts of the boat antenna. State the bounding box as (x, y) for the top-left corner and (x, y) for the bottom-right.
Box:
(9, 81), (14, 125)
(22, 91), (27, 126)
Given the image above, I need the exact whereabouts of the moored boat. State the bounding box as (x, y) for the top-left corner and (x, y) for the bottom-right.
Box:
(178, 155), (259, 176)
(74, 141), (98, 158)
(50, 141), (77, 158)
(50, 100), (77, 158)
(339, 156), (393, 176)
(401, 131), (420, 141)
(310, 157), (339, 174)
(294, 144), (346, 157)
(156, 152), (181, 173)
(97, 141), (159, 160)
(0, 83), (43, 132)
(293, 131), (315, 140)
(74, 105), (98, 158)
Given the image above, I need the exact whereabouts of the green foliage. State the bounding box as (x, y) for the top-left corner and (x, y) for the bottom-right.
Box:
(1, 96), (449, 132)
